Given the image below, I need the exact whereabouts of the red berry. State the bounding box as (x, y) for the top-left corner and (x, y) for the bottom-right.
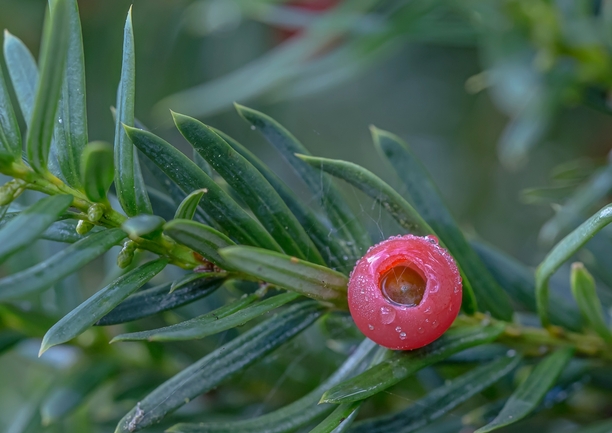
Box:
(348, 234), (462, 350)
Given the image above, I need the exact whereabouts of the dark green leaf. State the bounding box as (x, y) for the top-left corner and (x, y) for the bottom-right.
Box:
(174, 113), (324, 264)
(42, 219), (101, 243)
(235, 104), (370, 259)
(112, 292), (299, 342)
(26, 0), (71, 173)
(121, 214), (165, 239)
(164, 219), (235, 269)
(475, 347), (574, 432)
(372, 127), (513, 320)
(96, 276), (224, 325)
(351, 352), (522, 433)
(220, 245), (347, 303)
(40, 360), (117, 425)
(321, 324), (505, 404)
(124, 125), (281, 250)
(167, 337), (378, 433)
(0, 53), (21, 161)
(577, 420), (612, 433)
(0, 228), (125, 301)
(214, 128), (348, 272)
(297, 153), (478, 314)
(81, 141), (114, 202)
(52, 0), (87, 188)
(174, 189), (205, 220)
(169, 271), (223, 293)
(113, 8), (151, 216)
(115, 301), (324, 432)
(471, 241), (582, 331)
(536, 204), (612, 327)
(40, 258), (167, 354)
(570, 263), (612, 343)
(3, 31), (37, 124)
(0, 330), (24, 355)
(0, 194), (72, 263)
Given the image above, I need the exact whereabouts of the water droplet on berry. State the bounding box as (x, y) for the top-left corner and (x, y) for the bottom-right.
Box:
(368, 324), (374, 330)
(425, 235), (438, 244)
(379, 306), (396, 324)
(395, 326), (402, 332)
(399, 332), (407, 340)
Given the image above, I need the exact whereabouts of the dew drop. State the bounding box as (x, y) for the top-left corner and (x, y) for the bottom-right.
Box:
(417, 327), (424, 334)
(379, 306), (396, 325)
(425, 235), (438, 244)
(395, 326), (402, 332)
(368, 324), (374, 330)
(399, 332), (407, 340)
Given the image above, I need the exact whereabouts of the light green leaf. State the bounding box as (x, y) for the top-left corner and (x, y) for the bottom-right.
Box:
(372, 127), (513, 320)
(167, 338), (377, 433)
(81, 141), (114, 202)
(40, 360), (117, 425)
(124, 125), (281, 250)
(351, 352), (522, 433)
(40, 258), (167, 354)
(297, 153), (478, 314)
(174, 189), (205, 220)
(52, 0), (87, 188)
(570, 263), (612, 343)
(174, 112), (325, 265)
(164, 219), (235, 269)
(220, 245), (347, 303)
(471, 241), (582, 331)
(311, 402), (361, 433)
(0, 194), (72, 263)
(475, 347), (574, 432)
(113, 7), (151, 216)
(0, 228), (125, 300)
(235, 104), (370, 260)
(536, 204), (612, 327)
(114, 301), (324, 433)
(3, 30), (38, 125)
(96, 277), (224, 325)
(214, 128), (348, 272)
(26, 0), (70, 173)
(540, 163), (612, 245)
(321, 324), (505, 404)
(121, 214), (165, 239)
(0, 53), (21, 161)
(112, 292), (300, 342)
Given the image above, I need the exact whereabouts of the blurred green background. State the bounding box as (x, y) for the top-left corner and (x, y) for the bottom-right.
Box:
(2, 0), (612, 431)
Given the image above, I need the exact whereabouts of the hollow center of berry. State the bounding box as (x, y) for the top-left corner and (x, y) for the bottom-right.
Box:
(380, 265), (426, 306)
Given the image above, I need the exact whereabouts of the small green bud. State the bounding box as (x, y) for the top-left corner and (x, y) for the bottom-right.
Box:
(117, 247), (135, 268)
(123, 240), (137, 252)
(87, 203), (105, 222)
(0, 179), (26, 205)
(76, 220), (94, 235)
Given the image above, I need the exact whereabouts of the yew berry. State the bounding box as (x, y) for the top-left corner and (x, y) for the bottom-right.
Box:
(348, 234), (462, 350)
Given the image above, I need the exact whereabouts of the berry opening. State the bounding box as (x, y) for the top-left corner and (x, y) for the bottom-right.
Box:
(380, 265), (426, 306)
